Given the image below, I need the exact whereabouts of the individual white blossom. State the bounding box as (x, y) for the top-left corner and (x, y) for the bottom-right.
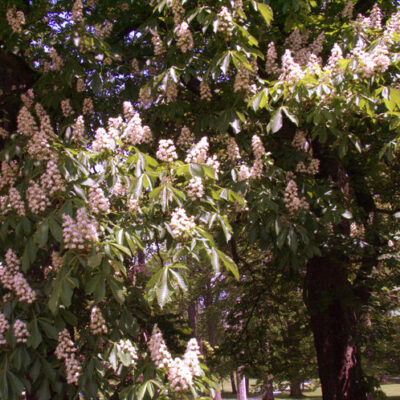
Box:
(187, 177), (204, 200)
(170, 208), (195, 239)
(90, 306), (107, 335)
(156, 139), (178, 162)
(13, 320), (30, 343)
(62, 209), (99, 250)
(89, 183), (110, 214)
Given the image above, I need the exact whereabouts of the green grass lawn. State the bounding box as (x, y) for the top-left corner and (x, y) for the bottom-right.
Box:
(221, 383), (400, 399)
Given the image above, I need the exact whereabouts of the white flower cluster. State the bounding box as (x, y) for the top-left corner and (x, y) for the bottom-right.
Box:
(0, 249), (36, 303)
(0, 313), (9, 345)
(13, 320), (30, 343)
(138, 86), (153, 108)
(26, 180), (50, 214)
(83, 98), (94, 115)
(148, 325), (173, 369)
(342, 1), (354, 19)
(72, 0), (84, 24)
(279, 50), (305, 84)
(165, 80), (178, 103)
(94, 21), (113, 39)
(350, 222), (365, 240)
(352, 41), (390, 78)
(176, 22), (194, 53)
(123, 110), (153, 145)
(21, 91), (34, 108)
(291, 131), (309, 152)
(72, 115), (85, 142)
(200, 80), (212, 101)
(171, 0), (185, 25)
(206, 155), (220, 177)
(112, 181), (126, 197)
(0, 196), (10, 216)
(127, 197), (140, 213)
(40, 160), (66, 196)
(6, 7), (25, 33)
(265, 42), (279, 74)
(9, 187), (25, 216)
(384, 10), (400, 43)
(238, 164), (250, 181)
(17, 106), (38, 137)
(252, 135), (265, 159)
(0, 128), (8, 139)
(170, 208), (195, 239)
(76, 78), (85, 93)
(62, 208), (99, 250)
(284, 179), (309, 215)
(55, 329), (82, 385)
(49, 47), (63, 71)
(123, 101), (134, 121)
(51, 251), (64, 272)
(325, 43), (343, 73)
(177, 126), (194, 148)
(0, 161), (18, 190)
(370, 4), (383, 30)
(227, 137), (241, 162)
(296, 159), (320, 175)
(92, 128), (114, 152)
(90, 306), (107, 335)
(118, 339), (138, 367)
(187, 177), (204, 200)
(89, 183), (110, 214)
(148, 326), (202, 392)
(156, 139), (178, 162)
(185, 136), (209, 164)
(27, 127), (53, 162)
(234, 66), (251, 93)
(61, 99), (74, 117)
(131, 58), (140, 75)
(250, 159), (263, 179)
(218, 6), (234, 38)
(152, 33), (165, 56)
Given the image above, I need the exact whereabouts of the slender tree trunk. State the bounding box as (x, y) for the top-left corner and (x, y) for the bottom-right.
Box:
(304, 257), (367, 400)
(236, 367), (247, 400)
(289, 379), (303, 398)
(231, 372), (237, 394)
(261, 376), (275, 400)
(245, 376), (249, 394)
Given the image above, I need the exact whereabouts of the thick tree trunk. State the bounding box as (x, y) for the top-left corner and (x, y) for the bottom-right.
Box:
(231, 372), (237, 394)
(236, 367), (247, 400)
(304, 257), (366, 400)
(289, 379), (303, 398)
(261, 376), (275, 400)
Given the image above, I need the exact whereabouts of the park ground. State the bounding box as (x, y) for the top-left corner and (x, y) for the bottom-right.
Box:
(221, 381), (400, 399)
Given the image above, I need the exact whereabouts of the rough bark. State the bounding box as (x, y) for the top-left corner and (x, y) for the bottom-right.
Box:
(231, 372), (237, 394)
(261, 376), (275, 400)
(304, 257), (366, 400)
(289, 379), (303, 398)
(236, 366), (247, 400)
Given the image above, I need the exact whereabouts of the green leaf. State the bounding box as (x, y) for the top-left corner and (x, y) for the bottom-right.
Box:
(189, 163), (204, 178)
(29, 320), (42, 349)
(49, 218), (63, 242)
(209, 247), (220, 273)
(34, 221), (49, 248)
(257, 3), (273, 25)
(156, 268), (170, 308)
(217, 250), (239, 279)
(267, 108), (283, 133)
